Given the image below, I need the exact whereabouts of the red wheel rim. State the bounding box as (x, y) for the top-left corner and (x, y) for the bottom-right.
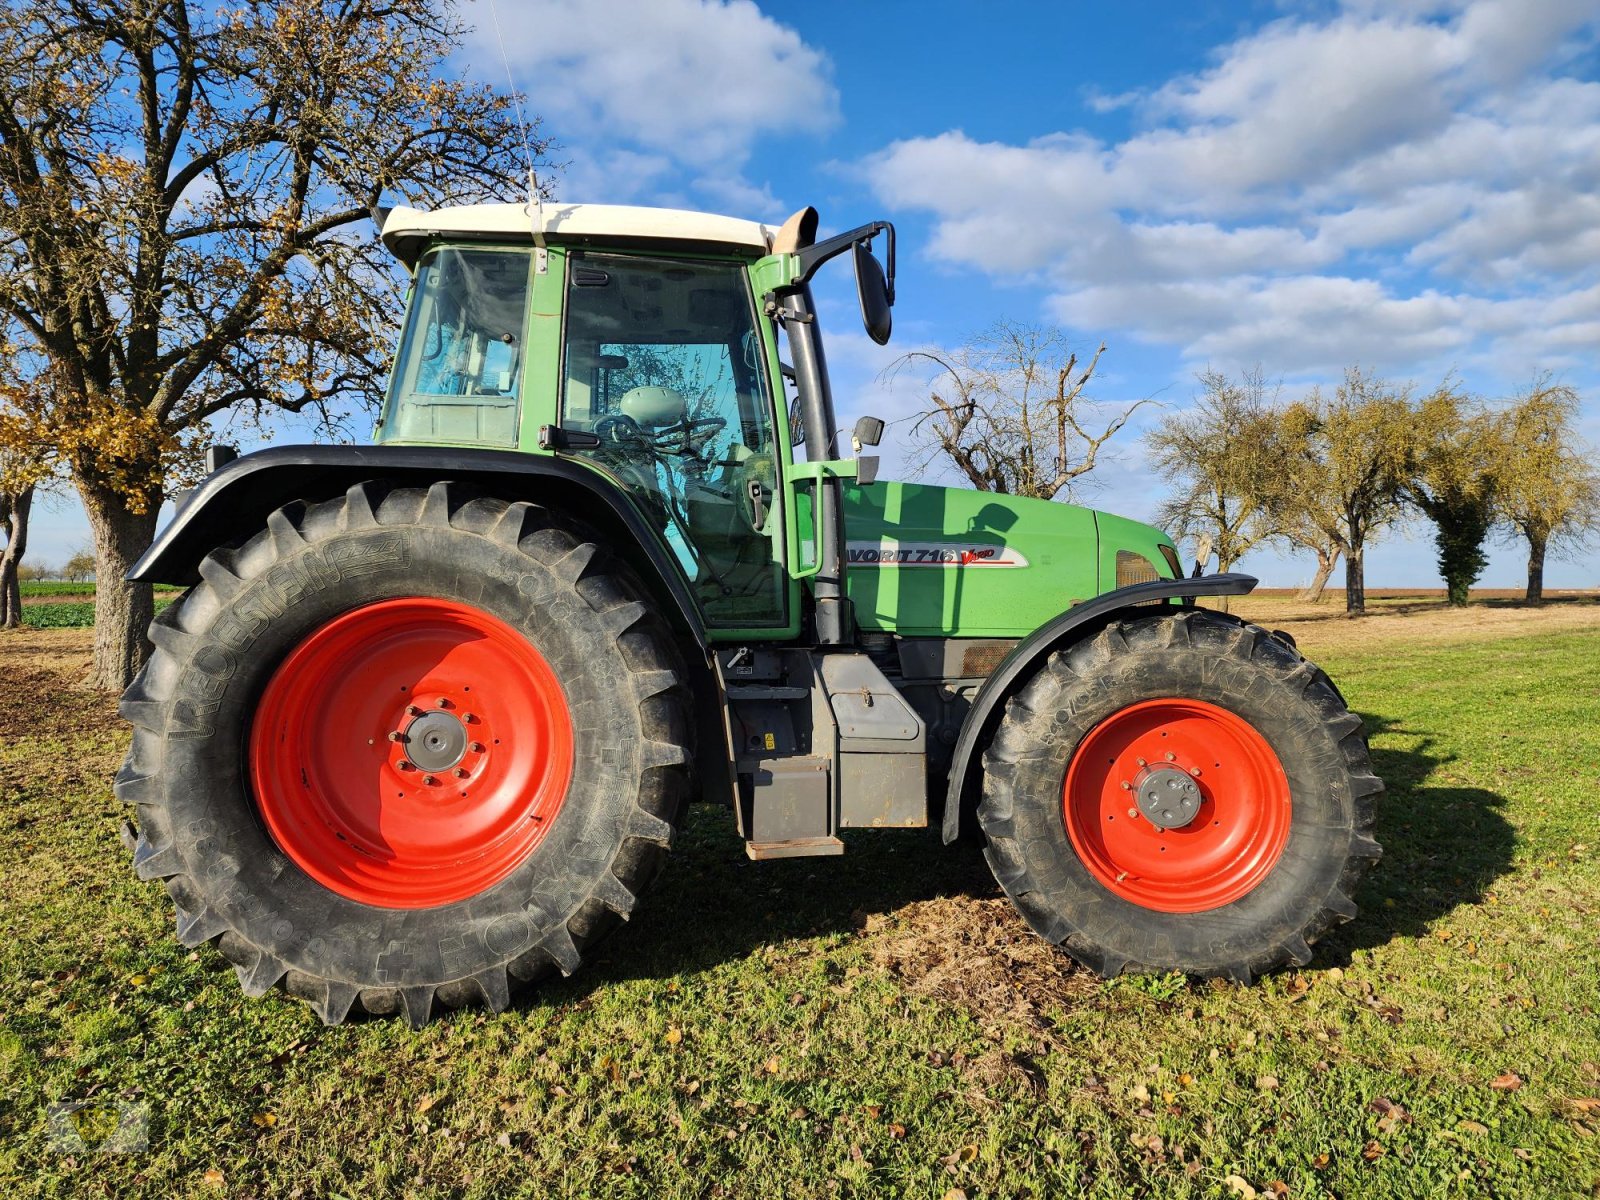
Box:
(249, 598), (574, 909)
(1062, 698), (1291, 913)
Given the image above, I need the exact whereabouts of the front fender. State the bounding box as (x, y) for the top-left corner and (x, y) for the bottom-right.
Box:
(131, 443), (707, 646)
(941, 573), (1258, 843)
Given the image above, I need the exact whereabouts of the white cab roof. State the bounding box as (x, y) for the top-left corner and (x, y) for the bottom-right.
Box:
(380, 202), (776, 265)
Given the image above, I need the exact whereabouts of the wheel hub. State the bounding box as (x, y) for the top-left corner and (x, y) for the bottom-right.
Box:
(1134, 764), (1203, 830)
(403, 709), (468, 772)
(249, 598), (574, 909)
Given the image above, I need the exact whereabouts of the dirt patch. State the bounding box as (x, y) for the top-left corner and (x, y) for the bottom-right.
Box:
(865, 895), (1096, 1036)
(0, 627), (117, 736)
(19, 592), (95, 605)
(1227, 594), (1600, 657)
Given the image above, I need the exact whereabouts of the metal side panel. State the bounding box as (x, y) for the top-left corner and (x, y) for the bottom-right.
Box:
(818, 653), (928, 829)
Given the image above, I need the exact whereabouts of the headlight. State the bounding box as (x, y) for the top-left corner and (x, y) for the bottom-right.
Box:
(1116, 549), (1161, 588)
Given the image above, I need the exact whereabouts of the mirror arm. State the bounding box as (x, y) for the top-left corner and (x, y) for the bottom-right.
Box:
(789, 220), (896, 292)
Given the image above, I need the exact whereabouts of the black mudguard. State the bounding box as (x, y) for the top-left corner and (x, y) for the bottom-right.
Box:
(941, 573), (1259, 844)
(130, 444), (707, 645)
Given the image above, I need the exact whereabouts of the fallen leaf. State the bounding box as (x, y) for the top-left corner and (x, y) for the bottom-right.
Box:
(1267, 1182), (1289, 1198)
(1324, 967), (1344, 982)
(202, 1169), (225, 1188)
(1563, 1098), (1600, 1114)
(1177, 1072), (1194, 1087)
(864, 1104), (882, 1118)
(251, 1111), (277, 1127)
(1223, 1174), (1258, 1199)
(1311, 1152), (1331, 1170)
(664, 1027), (682, 1046)
(1256, 1074), (1280, 1092)
(1361, 1140), (1385, 1162)
(495, 1132), (512, 1148)
(1129, 1083), (1151, 1103)
(888, 1123), (906, 1139)
(1457, 1120), (1490, 1136)
(1491, 1072), (1524, 1092)
(942, 1191), (968, 1200)
(763, 1056), (781, 1075)
(416, 1095), (437, 1114)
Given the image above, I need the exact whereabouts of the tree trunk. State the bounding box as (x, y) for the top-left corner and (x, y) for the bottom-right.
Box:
(78, 482), (161, 690)
(1525, 533), (1547, 604)
(0, 485), (34, 628)
(1296, 548), (1339, 603)
(1344, 548), (1366, 615)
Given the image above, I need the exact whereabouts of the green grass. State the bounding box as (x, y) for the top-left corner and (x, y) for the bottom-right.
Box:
(1, 623), (1598, 1198)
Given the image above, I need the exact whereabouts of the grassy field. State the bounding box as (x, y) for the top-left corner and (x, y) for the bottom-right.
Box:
(1, 597), (1598, 1198)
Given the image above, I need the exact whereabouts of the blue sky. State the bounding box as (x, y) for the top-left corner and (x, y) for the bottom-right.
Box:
(30, 0), (1600, 589)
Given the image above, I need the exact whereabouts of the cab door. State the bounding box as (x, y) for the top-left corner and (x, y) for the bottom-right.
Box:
(557, 251), (791, 634)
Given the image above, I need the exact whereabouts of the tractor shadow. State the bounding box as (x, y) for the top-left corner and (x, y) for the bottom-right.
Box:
(549, 808), (1001, 997)
(535, 710), (1515, 1002)
(1315, 711), (1516, 964)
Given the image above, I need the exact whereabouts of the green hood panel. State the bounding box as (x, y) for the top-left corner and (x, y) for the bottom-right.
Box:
(840, 482), (1094, 637)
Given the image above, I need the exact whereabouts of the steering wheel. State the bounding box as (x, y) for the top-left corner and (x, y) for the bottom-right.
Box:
(650, 416), (727, 454)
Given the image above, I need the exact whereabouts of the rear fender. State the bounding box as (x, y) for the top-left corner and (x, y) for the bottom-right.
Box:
(132, 444), (706, 645)
(940, 573), (1258, 844)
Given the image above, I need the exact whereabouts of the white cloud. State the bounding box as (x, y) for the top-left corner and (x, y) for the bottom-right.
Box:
(860, 0), (1600, 380)
(465, 0), (836, 208)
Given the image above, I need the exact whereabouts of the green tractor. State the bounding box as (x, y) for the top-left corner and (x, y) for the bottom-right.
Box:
(117, 201), (1381, 1026)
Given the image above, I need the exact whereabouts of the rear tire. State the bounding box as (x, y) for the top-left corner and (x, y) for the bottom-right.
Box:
(116, 481), (693, 1026)
(979, 608), (1381, 983)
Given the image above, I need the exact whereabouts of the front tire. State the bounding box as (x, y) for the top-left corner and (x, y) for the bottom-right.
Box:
(116, 481), (693, 1026)
(979, 608), (1381, 982)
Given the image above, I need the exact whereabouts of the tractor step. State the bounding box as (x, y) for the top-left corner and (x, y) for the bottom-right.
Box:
(745, 836), (845, 861)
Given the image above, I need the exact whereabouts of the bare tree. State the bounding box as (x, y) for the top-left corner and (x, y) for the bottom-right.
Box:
(1494, 381), (1600, 602)
(1147, 365), (1280, 573)
(0, 0), (544, 687)
(893, 322), (1146, 500)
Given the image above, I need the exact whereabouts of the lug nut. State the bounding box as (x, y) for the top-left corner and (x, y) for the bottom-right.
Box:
(1190, 767), (1202, 777)
(1120, 780), (1132, 790)
(406, 704), (423, 717)
(436, 698), (452, 709)
(454, 767), (469, 779)
(1165, 752), (1176, 762)
(423, 774), (438, 786)
(388, 731), (408, 743)
(1127, 807), (1139, 819)
(470, 741), (485, 754)
(397, 760), (413, 771)
(1135, 757), (1147, 767)
(462, 712), (477, 724)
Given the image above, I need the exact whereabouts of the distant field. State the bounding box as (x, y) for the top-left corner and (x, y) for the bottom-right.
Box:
(1, 597), (1597, 1198)
(19, 581), (184, 599)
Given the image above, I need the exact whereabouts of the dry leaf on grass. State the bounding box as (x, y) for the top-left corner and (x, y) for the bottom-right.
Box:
(1490, 1071), (1524, 1092)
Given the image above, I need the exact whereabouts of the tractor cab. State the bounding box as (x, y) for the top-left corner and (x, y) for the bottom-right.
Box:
(373, 201), (894, 642)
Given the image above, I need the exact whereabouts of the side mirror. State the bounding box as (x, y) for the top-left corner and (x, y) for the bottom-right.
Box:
(852, 415), (884, 449)
(853, 241), (892, 346)
(789, 396), (805, 446)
